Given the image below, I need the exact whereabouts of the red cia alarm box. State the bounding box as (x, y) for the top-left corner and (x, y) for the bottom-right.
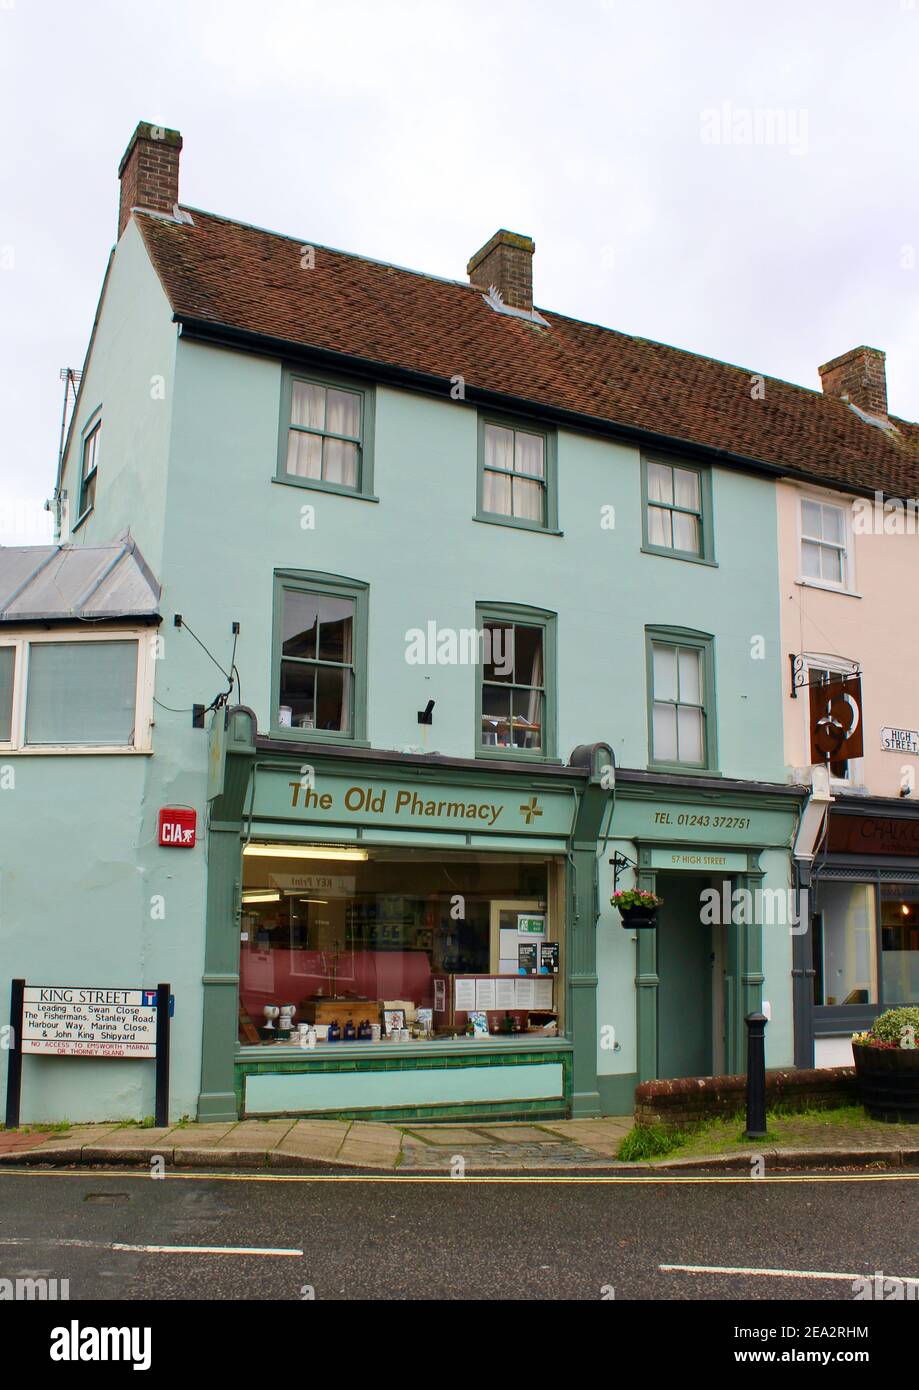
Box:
(158, 807), (197, 848)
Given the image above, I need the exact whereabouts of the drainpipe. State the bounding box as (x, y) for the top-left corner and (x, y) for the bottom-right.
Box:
(791, 765), (834, 1067)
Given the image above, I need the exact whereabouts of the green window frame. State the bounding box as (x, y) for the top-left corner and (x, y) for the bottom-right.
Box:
(645, 625), (718, 773)
(475, 415), (560, 534)
(271, 570), (369, 745)
(641, 456), (715, 564)
(276, 367), (377, 500)
(76, 416), (101, 525)
(475, 602), (558, 761)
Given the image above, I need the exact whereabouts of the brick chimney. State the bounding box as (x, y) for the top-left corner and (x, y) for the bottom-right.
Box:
(117, 122), (183, 240)
(818, 346), (887, 418)
(467, 230), (535, 313)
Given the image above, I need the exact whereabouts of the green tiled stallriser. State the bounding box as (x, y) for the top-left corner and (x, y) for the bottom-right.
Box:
(235, 1049), (572, 1122)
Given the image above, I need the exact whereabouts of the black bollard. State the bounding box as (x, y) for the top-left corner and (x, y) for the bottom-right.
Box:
(745, 1012), (768, 1139)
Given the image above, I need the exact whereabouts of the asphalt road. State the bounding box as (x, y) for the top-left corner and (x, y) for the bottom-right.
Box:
(1, 1166), (918, 1303)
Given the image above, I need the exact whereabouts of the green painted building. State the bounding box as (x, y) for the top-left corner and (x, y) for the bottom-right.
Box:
(1, 122), (817, 1125)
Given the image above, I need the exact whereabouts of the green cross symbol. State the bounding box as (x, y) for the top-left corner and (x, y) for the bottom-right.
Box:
(520, 796), (543, 825)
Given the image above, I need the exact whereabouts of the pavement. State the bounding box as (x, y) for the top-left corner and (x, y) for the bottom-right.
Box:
(2, 1113), (918, 1172)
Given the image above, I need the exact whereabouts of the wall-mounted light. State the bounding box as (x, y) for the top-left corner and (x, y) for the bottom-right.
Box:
(418, 699), (435, 726)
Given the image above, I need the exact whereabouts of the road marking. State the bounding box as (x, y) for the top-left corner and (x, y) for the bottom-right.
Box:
(661, 1262), (919, 1284)
(1, 1168), (918, 1186)
(0, 1237), (301, 1257)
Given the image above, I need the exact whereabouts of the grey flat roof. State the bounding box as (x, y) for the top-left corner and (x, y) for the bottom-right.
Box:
(0, 534), (161, 623)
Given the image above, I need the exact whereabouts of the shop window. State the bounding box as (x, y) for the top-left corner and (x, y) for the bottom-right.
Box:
(646, 626), (717, 771)
(880, 884), (919, 1005)
(800, 498), (849, 589)
(0, 633), (150, 751)
(641, 457), (714, 563)
(476, 416), (559, 533)
(238, 846), (564, 1046)
(812, 881), (878, 1006)
(277, 369), (375, 498)
(271, 571), (368, 742)
(476, 604), (557, 759)
(77, 419), (101, 524)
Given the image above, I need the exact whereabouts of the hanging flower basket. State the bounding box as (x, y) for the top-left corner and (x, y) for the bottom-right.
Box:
(612, 889), (663, 930)
(852, 1008), (919, 1123)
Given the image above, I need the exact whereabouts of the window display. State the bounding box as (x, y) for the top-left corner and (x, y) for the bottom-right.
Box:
(812, 881), (878, 1006)
(238, 846), (563, 1045)
(880, 884), (919, 1005)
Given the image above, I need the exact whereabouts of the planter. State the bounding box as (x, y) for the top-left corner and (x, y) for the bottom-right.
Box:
(852, 1042), (919, 1123)
(619, 906), (658, 931)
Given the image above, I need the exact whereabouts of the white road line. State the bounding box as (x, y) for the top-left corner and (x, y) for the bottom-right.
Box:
(661, 1263), (918, 1283)
(0, 1237), (301, 1257)
(113, 1244), (303, 1256)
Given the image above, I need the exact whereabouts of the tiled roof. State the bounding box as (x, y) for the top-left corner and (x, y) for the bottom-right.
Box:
(136, 208), (919, 497)
(0, 534), (160, 623)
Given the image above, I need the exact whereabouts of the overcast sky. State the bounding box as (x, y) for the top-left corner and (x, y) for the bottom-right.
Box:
(2, 0), (917, 545)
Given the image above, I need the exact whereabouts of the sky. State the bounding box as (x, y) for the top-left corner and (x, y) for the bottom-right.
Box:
(1, 0), (918, 545)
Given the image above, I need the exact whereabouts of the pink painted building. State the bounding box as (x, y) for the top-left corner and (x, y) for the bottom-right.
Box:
(777, 347), (919, 1066)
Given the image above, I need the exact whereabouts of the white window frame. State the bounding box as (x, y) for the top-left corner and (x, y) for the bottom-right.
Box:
(796, 493), (856, 595)
(802, 653), (863, 789)
(0, 627), (154, 754)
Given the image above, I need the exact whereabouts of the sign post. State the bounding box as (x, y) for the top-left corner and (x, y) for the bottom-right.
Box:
(5, 979), (25, 1130)
(155, 981), (171, 1127)
(4, 981), (171, 1129)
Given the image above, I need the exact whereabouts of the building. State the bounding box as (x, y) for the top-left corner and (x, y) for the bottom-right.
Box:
(776, 348), (919, 1067)
(2, 121), (916, 1124)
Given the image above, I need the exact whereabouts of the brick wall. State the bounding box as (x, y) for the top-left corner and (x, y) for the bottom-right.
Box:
(635, 1067), (858, 1128)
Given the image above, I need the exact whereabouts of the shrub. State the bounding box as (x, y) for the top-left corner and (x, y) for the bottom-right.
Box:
(854, 1006), (919, 1049)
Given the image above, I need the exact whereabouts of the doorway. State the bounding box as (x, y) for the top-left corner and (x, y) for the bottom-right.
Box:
(656, 872), (727, 1079)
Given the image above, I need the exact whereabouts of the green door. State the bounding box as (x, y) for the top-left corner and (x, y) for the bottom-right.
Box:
(656, 872), (716, 1079)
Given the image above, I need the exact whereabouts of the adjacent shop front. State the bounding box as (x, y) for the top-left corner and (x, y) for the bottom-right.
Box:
(196, 710), (614, 1123)
(598, 772), (805, 1111)
(794, 798), (919, 1067)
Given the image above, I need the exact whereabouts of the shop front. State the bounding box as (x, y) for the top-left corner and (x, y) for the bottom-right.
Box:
(794, 799), (919, 1067)
(196, 711), (614, 1123)
(597, 772), (805, 1110)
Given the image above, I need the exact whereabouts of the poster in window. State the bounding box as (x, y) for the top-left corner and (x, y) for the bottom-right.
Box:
(539, 941), (559, 974)
(518, 941), (538, 975)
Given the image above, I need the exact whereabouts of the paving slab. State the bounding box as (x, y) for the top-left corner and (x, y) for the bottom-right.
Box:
(270, 1121), (351, 1164)
(213, 1121), (296, 1151)
(477, 1125), (565, 1143)
(403, 1128), (494, 1146)
(337, 1122), (403, 1168)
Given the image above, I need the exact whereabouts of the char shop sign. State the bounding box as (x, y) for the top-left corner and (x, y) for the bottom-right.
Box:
(21, 987), (158, 1058)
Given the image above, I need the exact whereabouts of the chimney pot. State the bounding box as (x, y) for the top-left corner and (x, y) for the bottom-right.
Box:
(818, 345), (887, 419)
(117, 121), (183, 240)
(467, 229), (535, 313)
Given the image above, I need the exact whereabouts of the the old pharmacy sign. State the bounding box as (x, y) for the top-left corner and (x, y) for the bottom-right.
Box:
(255, 770), (576, 837)
(21, 986), (158, 1058)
